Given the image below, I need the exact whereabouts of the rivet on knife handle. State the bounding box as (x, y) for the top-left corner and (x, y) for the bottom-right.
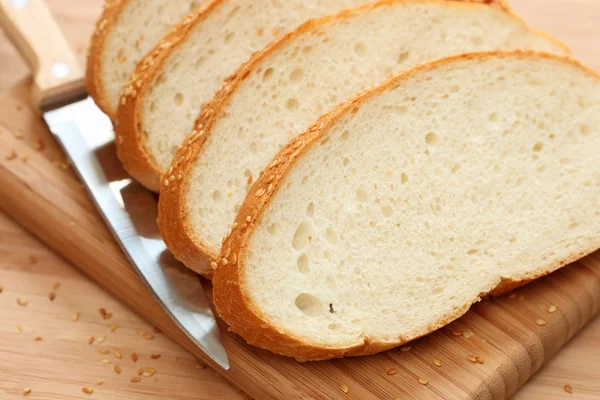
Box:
(0, 0), (86, 111)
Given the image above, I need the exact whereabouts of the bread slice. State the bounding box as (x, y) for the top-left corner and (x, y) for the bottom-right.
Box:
(86, 0), (209, 119)
(211, 51), (600, 361)
(158, 0), (569, 277)
(115, 0), (512, 192)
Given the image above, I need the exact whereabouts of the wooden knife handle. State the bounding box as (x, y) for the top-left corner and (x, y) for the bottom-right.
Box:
(0, 0), (85, 111)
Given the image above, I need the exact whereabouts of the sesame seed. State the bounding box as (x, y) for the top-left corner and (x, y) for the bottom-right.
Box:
(143, 333), (154, 340)
(137, 367), (144, 376)
(17, 324), (24, 333)
(476, 357), (485, 364)
(452, 331), (463, 336)
(114, 350), (122, 359)
(6, 149), (17, 160)
(48, 292), (56, 301)
(72, 312), (80, 321)
(196, 362), (207, 369)
(400, 346), (412, 352)
(131, 376), (141, 383)
(246, 216), (252, 222)
(98, 308), (112, 320)
(17, 297), (28, 306)
(341, 384), (349, 394)
(536, 319), (547, 326)
(507, 293), (517, 299)
(110, 322), (117, 332)
(101, 359), (111, 365)
(564, 384), (573, 394)
(232, 223), (239, 229)
(89, 337), (95, 345)
(387, 368), (398, 376)
(99, 349), (109, 355)
(143, 367), (156, 377)
(82, 387), (93, 394)
(24, 388), (32, 394)
(34, 336), (43, 342)
(96, 336), (106, 344)
(548, 305), (557, 313)
(433, 359), (442, 367)
(468, 355), (478, 363)
(151, 354), (161, 359)
(231, 254), (237, 265)
(418, 378), (428, 385)
(96, 379), (104, 385)
(225, 248), (231, 257)
(255, 188), (266, 198)
(221, 258), (228, 266)
(131, 353), (138, 362)
(114, 364), (121, 374)
(210, 262), (218, 270)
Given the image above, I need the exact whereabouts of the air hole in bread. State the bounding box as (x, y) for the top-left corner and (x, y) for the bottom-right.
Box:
(212, 190), (222, 203)
(401, 172), (409, 185)
(580, 124), (591, 136)
(174, 93), (184, 106)
(295, 293), (322, 317)
(328, 323), (340, 330)
(533, 142), (544, 152)
(343, 157), (350, 167)
(194, 56), (206, 68)
(425, 132), (440, 147)
(356, 189), (367, 202)
(397, 51), (410, 64)
(224, 32), (235, 44)
(263, 68), (274, 81)
(289, 68), (305, 83)
(267, 223), (279, 235)
(341, 130), (350, 141)
(353, 42), (367, 57)
(381, 205), (393, 217)
(306, 202), (315, 218)
(297, 254), (309, 274)
(292, 221), (315, 251)
(285, 98), (299, 112)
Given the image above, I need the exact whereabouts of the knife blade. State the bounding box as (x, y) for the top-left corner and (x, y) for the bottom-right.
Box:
(0, 0), (229, 370)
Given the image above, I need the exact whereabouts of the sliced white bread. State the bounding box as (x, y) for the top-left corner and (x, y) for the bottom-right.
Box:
(86, 0), (209, 119)
(158, 0), (569, 277)
(115, 0), (511, 192)
(212, 51), (600, 361)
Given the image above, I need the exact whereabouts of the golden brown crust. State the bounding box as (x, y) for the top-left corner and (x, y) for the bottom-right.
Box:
(114, 0), (227, 192)
(211, 51), (600, 361)
(86, 0), (129, 120)
(157, 0), (557, 278)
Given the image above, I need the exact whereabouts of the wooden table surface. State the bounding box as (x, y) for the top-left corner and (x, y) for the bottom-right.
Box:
(0, 0), (599, 399)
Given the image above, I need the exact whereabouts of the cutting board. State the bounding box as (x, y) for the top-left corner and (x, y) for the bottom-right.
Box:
(1, 1), (600, 399)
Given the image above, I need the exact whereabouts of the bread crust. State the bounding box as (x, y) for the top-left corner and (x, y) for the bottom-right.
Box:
(118, 0), (526, 193)
(211, 51), (600, 361)
(86, 0), (129, 120)
(157, 0), (569, 278)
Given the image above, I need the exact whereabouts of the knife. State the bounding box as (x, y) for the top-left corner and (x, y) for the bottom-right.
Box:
(0, 0), (229, 370)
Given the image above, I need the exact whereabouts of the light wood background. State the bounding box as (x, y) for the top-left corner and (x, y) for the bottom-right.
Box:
(0, 0), (599, 399)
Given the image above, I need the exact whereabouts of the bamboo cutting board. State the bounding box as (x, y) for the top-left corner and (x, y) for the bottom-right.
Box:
(1, 1), (600, 399)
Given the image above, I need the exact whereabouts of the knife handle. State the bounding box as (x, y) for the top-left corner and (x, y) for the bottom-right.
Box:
(0, 0), (85, 111)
